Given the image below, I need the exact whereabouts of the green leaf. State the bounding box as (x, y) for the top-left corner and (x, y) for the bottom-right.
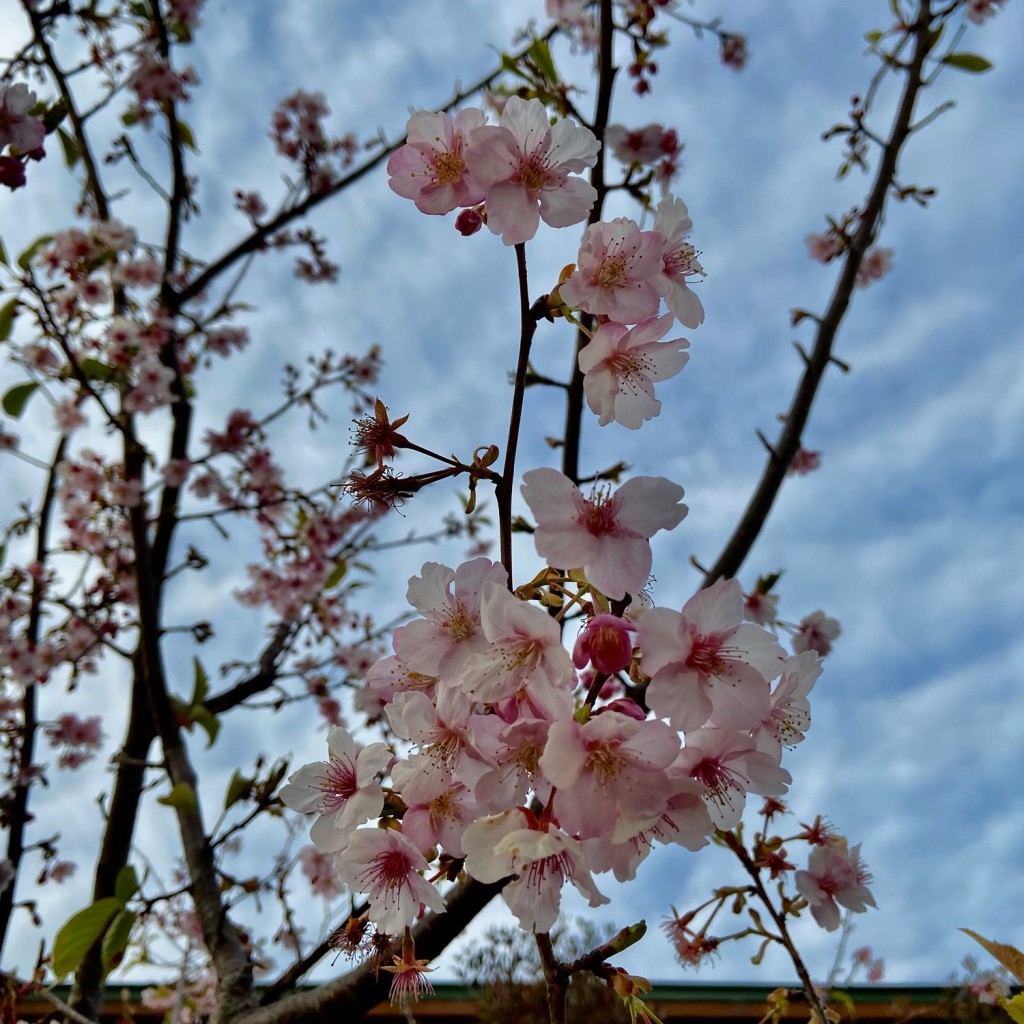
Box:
(941, 52), (993, 73)
(114, 864), (140, 906)
(51, 897), (120, 979)
(158, 782), (197, 814)
(224, 769), (253, 811)
(191, 705), (221, 749)
(57, 127), (80, 169)
(80, 357), (117, 382)
(0, 237), (8, 266)
(0, 298), (17, 343)
(101, 909), (135, 974)
(324, 559), (347, 590)
(528, 37), (558, 85)
(176, 119), (198, 152)
(2, 381), (38, 419)
(961, 929), (1024, 984)
(191, 656), (209, 704)
(17, 234), (52, 272)
(1004, 993), (1024, 1024)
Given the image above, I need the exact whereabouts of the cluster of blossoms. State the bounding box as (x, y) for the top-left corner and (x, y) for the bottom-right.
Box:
(389, 98), (704, 430)
(605, 121), (684, 194)
(278, 94), (876, 984)
(282, 539), (854, 946)
(270, 89), (359, 195)
(0, 81), (46, 191)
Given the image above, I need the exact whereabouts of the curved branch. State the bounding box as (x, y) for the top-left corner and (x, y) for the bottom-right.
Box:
(701, 0), (936, 589)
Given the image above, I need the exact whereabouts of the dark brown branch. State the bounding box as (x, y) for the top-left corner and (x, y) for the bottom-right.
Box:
(701, 0), (936, 589)
(562, 0), (616, 484)
(0, 437), (66, 958)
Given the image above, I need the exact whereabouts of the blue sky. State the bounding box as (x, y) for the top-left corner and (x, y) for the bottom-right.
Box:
(1, 0), (1022, 991)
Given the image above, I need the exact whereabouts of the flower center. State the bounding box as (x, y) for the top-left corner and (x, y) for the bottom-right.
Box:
(596, 254), (628, 289)
(579, 490), (618, 536)
(517, 154), (548, 191)
(686, 634), (725, 676)
(320, 754), (358, 810)
(432, 148), (465, 185)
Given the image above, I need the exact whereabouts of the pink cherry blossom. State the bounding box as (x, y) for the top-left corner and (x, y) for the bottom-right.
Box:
(393, 557), (508, 682)
(639, 578), (784, 732)
(539, 710), (681, 838)
(279, 725), (390, 852)
(674, 727), (791, 830)
(794, 837), (876, 931)
(578, 315), (690, 429)
(387, 109), (487, 215)
(299, 845), (344, 898)
(805, 231), (844, 263)
(521, 467), (687, 600)
(965, 0), (1007, 23)
(458, 582), (574, 704)
(788, 447), (822, 476)
(462, 810), (608, 932)
(652, 195), (705, 329)
(604, 123), (676, 166)
(743, 589), (779, 626)
(467, 96), (598, 245)
(0, 83), (46, 155)
(335, 827), (446, 934)
(572, 613), (636, 675)
(752, 651), (822, 758)
(793, 609), (841, 656)
(559, 218), (663, 323)
(855, 246), (893, 287)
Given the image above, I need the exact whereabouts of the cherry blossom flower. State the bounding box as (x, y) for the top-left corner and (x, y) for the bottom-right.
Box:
(539, 711), (681, 839)
(752, 651), (822, 758)
(855, 246), (893, 287)
(572, 613), (636, 675)
(335, 827), (445, 934)
(793, 609), (841, 656)
(393, 558), (508, 681)
(639, 578), (784, 732)
(673, 728), (791, 830)
(652, 195), (705, 329)
(787, 448), (822, 476)
(279, 725), (390, 852)
(794, 837), (876, 930)
(560, 218), (663, 323)
(605, 123), (671, 166)
(387, 108), (487, 215)
(459, 582), (574, 704)
(743, 589), (779, 626)
(299, 845), (344, 898)
(578, 315), (690, 429)
(720, 33), (748, 71)
(805, 230), (844, 263)
(0, 83), (46, 155)
(462, 810), (609, 932)
(965, 0), (1007, 24)
(383, 946), (436, 1008)
(521, 467), (687, 600)
(467, 96), (598, 245)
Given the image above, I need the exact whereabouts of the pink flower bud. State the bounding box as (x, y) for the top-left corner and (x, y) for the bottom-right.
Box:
(572, 613), (636, 675)
(454, 208), (483, 236)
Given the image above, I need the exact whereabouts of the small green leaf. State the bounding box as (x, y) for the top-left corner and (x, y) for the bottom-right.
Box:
(101, 909), (135, 974)
(864, 29), (883, 44)
(17, 234), (52, 272)
(224, 769), (253, 811)
(528, 37), (558, 85)
(941, 52), (993, 73)
(80, 357), (117, 382)
(176, 119), (198, 152)
(191, 656), (209, 704)
(2, 381), (38, 419)
(51, 897), (120, 979)
(324, 559), (347, 590)
(158, 782), (197, 814)
(191, 706), (220, 749)
(57, 127), (80, 169)
(0, 298), (17, 342)
(114, 864), (140, 906)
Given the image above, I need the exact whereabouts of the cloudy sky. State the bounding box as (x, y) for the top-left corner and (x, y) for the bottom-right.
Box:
(2, 0), (1022, 992)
